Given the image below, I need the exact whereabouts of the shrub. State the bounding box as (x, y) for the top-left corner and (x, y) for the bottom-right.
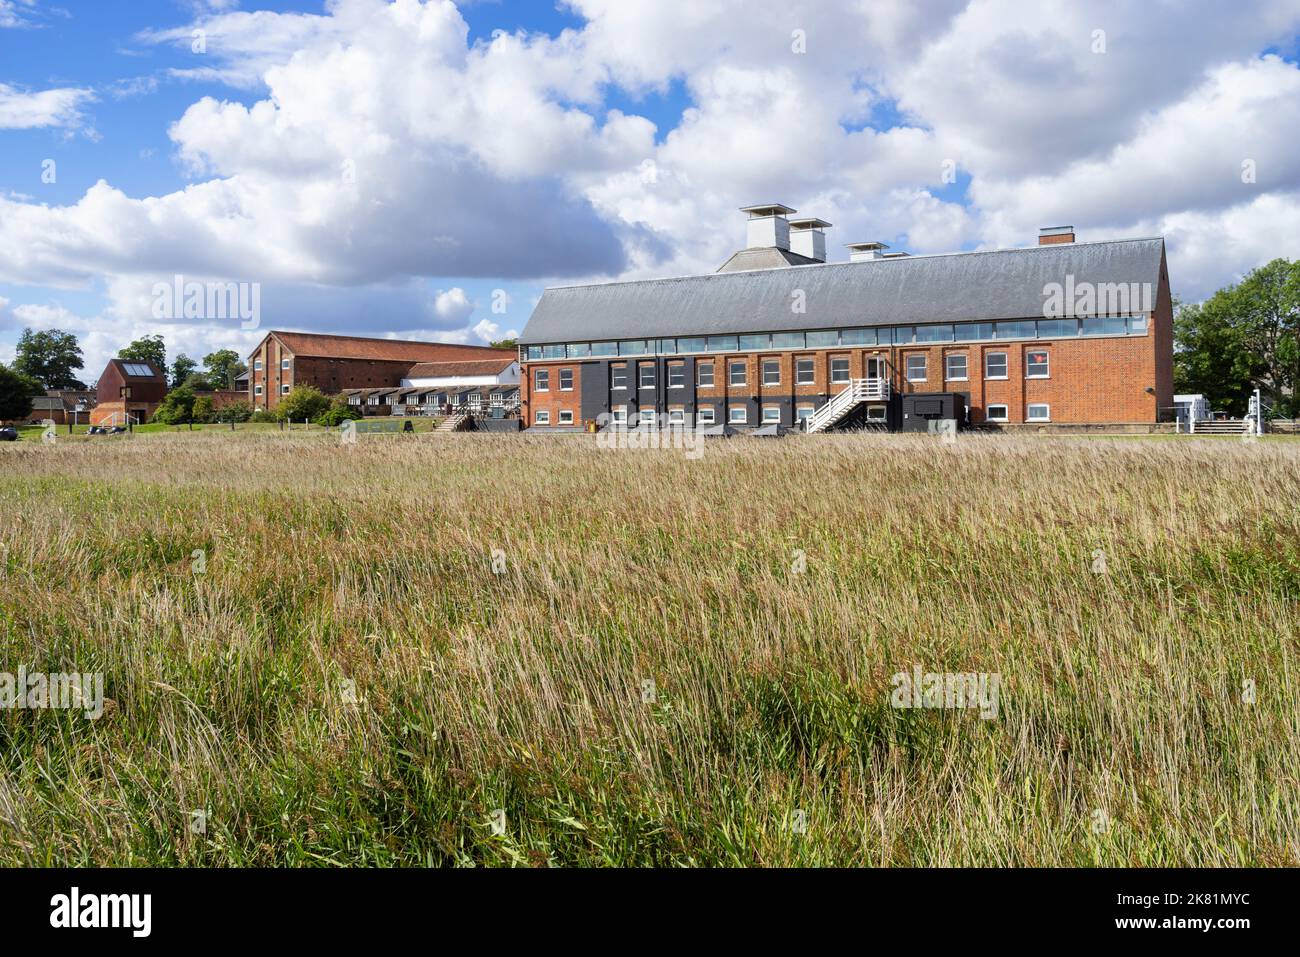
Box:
(151, 386), (196, 425)
(314, 395), (364, 427)
(220, 399), (253, 423)
(277, 385), (332, 424)
(249, 409), (279, 423)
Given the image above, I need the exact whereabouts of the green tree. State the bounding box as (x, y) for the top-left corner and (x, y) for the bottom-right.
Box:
(191, 395), (217, 423)
(13, 328), (85, 389)
(182, 371), (216, 392)
(119, 335), (166, 374)
(490, 338), (517, 351)
(0, 362), (43, 422)
(277, 385), (332, 423)
(151, 386), (196, 425)
(1174, 298), (1260, 417)
(170, 354), (198, 388)
(1174, 259), (1300, 416)
(203, 349), (247, 389)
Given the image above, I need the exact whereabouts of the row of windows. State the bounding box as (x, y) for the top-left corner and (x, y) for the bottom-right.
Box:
(252, 384), (293, 396)
(535, 350), (1049, 391)
(907, 350), (1047, 381)
(524, 315), (1149, 360)
(987, 403), (1051, 422)
(251, 358), (292, 372)
(534, 402), (1053, 427)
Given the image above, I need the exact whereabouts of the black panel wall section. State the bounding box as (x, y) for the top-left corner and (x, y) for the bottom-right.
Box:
(635, 358), (660, 418)
(554, 356), (853, 429)
(680, 357), (696, 415)
(580, 362), (608, 424)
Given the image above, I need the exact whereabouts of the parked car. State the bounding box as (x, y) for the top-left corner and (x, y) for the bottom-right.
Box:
(0, 426), (18, 442)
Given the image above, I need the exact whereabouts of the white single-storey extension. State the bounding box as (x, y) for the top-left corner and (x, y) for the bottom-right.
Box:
(401, 357), (520, 389)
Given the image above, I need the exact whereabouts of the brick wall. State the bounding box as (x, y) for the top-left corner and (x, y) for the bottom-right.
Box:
(527, 364), (581, 426)
(521, 321), (1164, 428)
(250, 338), (510, 410)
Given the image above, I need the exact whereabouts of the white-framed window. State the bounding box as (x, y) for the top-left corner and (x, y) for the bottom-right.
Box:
(639, 364), (656, 389)
(254, 384), (263, 396)
(985, 352), (1008, 379)
(729, 361), (746, 386)
(945, 354), (968, 380)
(535, 369), (550, 392)
(866, 405), (888, 422)
(830, 357), (851, 384)
(1027, 403), (1050, 421)
(611, 365), (628, 390)
(762, 406), (781, 423)
(986, 404), (1009, 422)
(796, 404), (814, 423)
(729, 406), (747, 424)
(1026, 351), (1050, 378)
(697, 407), (716, 425)
(612, 406), (627, 425)
(281, 359), (290, 370)
(668, 408), (685, 425)
(795, 358), (815, 385)
(906, 355), (927, 382)
(535, 410), (551, 425)
(698, 363), (714, 387)
(281, 383), (290, 395)
(560, 368), (573, 391)
(668, 365), (685, 389)
(762, 360), (780, 386)
(639, 408), (656, 426)
(253, 359), (263, 371)
(559, 409), (574, 425)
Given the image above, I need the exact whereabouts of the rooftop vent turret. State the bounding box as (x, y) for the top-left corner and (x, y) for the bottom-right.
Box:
(846, 241), (890, 262)
(740, 203), (796, 251)
(788, 218), (831, 263)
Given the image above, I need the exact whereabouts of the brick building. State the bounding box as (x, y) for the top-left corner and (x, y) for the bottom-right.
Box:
(246, 331), (512, 411)
(91, 359), (168, 426)
(517, 206), (1173, 432)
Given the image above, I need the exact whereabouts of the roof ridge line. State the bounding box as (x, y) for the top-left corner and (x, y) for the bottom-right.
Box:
(540, 236), (1166, 292)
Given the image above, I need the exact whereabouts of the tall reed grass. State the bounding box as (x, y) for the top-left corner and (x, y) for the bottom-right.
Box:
(1, 431), (1297, 866)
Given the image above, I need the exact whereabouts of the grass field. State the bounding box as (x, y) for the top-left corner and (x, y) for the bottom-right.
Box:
(1, 430), (1297, 866)
(10, 417), (443, 443)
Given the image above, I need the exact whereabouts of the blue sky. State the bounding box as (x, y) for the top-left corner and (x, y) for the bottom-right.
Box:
(2, 0), (1299, 382)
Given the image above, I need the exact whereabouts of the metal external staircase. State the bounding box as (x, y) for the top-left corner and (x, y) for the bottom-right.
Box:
(804, 378), (890, 433)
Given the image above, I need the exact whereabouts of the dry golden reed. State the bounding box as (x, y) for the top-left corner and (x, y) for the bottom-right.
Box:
(1, 430), (1297, 866)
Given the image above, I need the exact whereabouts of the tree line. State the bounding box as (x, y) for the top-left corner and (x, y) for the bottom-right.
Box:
(1174, 258), (1300, 418)
(0, 330), (249, 423)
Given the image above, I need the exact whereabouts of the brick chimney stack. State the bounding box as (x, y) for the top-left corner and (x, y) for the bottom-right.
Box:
(1039, 226), (1076, 245)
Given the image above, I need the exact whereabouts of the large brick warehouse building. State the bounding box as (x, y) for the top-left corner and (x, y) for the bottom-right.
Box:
(248, 330), (512, 411)
(516, 207), (1173, 432)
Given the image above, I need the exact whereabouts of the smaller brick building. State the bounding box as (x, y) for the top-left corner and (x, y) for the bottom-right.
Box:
(91, 359), (168, 426)
(247, 331), (513, 411)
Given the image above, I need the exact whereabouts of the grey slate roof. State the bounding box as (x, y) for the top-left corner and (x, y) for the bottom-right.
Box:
(715, 246), (823, 273)
(519, 237), (1165, 344)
